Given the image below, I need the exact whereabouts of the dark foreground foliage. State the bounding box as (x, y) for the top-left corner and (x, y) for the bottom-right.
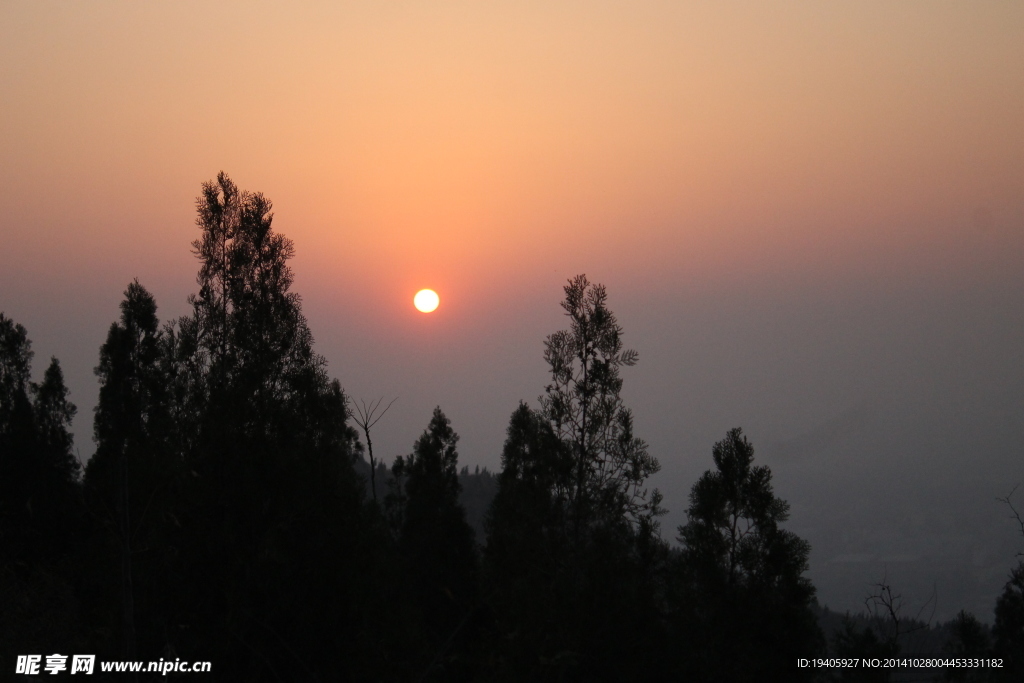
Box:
(2, 174), (1020, 681)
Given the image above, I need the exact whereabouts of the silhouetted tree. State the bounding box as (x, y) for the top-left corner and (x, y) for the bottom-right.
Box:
(832, 618), (899, 683)
(0, 314), (38, 563)
(540, 274), (662, 536)
(157, 173), (398, 680)
(942, 610), (992, 682)
(0, 313), (33, 425)
(457, 465), (498, 543)
(84, 280), (175, 667)
(991, 565), (1024, 679)
(484, 403), (572, 677)
(1, 189), (864, 680)
(0, 314), (87, 656)
(0, 315), (81, 566)
(675, 428), (823, 681)
(990, 487), (1024, 681)
(388, 407), (478, 679)
(483, 277), (670, 681)
(991, 564), (1024, 681)
(32, 358), (79, 475)
(858, 574), (936, 657)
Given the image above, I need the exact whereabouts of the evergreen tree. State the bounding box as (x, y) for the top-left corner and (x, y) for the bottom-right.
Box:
(483, 403), (576, 679)
(483, 278), (670, 681)
(0, 315), (81, 566)
(942, 610), (991, 683)
(990, 488), (1024, 682)
(84, 280), (176, 664)
(0, 313), (33, 425)
(675, 428), (823, 681)
(992, 563), (1024, 682)
(32, 358), (79, 477)
(159, 173), (395, 680)
(540, 275), (662, 535)
(389, 407), (478, 679)
(0, 314), (38, 563)
(0, 314), (87, 655)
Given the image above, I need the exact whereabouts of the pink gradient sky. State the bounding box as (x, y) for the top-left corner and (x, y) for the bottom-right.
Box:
(2, 1), (1023, 619)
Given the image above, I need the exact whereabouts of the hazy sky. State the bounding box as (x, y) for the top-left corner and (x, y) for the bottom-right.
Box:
(2, 1), (1023, 620)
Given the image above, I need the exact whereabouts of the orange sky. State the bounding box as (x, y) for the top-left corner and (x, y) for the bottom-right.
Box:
(2, 1), (1024, 618)
(3, 0), (1022, 432)
(3, 1), (1021, 303)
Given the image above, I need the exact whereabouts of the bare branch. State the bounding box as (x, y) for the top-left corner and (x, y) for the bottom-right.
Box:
(348, 396), (398, 504)
(863, 571), (936, 655)
(997, 484), (1024, 538)
(864, 569), (902, 645)
(350, 396), (397, 431)
(912, 583), (938, 632)
(996, 484), (1024, 557)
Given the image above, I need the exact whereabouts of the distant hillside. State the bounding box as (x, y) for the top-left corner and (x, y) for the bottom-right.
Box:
(357, 454), (974, 673)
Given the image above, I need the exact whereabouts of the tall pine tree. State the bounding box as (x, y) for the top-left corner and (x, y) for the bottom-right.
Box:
(0, 314), (86, 654)
(389, 407), (478, 680)
(84, 281), (176, 665)
(483, 278), (669, 681)
(158, 173), (392, 680)
(0, 314), (81, 566)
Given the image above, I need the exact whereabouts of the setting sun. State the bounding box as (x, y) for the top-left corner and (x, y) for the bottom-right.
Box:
(2, 4), (1022, 665)
(413, 289), (439, 313)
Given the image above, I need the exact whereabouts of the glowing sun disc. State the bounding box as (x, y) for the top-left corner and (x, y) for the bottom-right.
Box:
(414, 289), (440, 313)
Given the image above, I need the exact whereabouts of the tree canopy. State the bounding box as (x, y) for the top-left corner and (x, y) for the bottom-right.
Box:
(675, 428), (823, 681)
(539, 275), (662, 537)
(482, 277), (670, 681)
(12, 174), (1017, 681)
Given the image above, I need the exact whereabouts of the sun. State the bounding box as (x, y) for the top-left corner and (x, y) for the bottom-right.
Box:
(413, 289), (439, 313)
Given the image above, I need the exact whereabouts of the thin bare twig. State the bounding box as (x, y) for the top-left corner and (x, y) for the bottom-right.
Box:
(996, 484), (1024, 555)
(350, 396), (397, 503)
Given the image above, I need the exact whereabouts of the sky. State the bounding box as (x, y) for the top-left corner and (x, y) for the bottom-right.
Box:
(2, 1), (1023, 621)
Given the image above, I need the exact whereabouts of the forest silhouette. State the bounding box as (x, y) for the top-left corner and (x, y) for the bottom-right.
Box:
(1, 174), (1022, 681)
